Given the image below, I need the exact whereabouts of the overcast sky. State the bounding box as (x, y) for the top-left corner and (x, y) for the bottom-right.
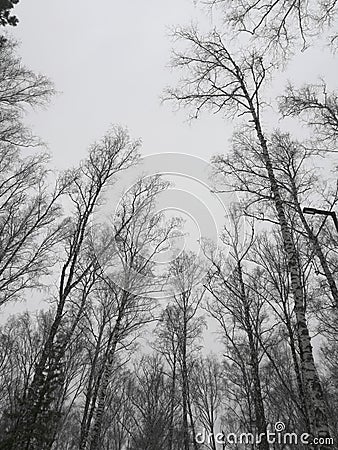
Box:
(10, 1), (226, 169)
(11, 0), (338, 170)
(4, 1), (337, 326)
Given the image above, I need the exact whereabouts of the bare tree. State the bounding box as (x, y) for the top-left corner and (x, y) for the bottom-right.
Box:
(279, 83), (338, 148)
(99, 365), (135, 450)
(203, 0), (338, 53)
(252, 230), (312, 430)
(0, 37), (54, 148)
(4, 126), (139, 450)
(0, 38), (64, 307)
(263, 131), (338, 307)
(168, 252), (206, 450)
(82, 175), (180, 450)
(0, 311), (52, 442)
(153, 305), (182, 450)
(204, 207), (270, 450)
(0, 150), (70, 306)
(190, 355), (223, 450)
(127, 354), (173, 450)
(166, 29), (331, 442)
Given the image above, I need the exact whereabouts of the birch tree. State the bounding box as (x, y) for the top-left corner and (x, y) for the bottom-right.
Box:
(166, 28), (331, 443)
(252, 230), (312, 431)
(204, 208), (270, 450)
(127, 355), (173, 450)
(153, 305), (182, 450)
(82, 175), (180, 450)
(168, 252), (206, 450)
(4, 126), (139, 450)
(190, 356), (224, 450)
(0, 37), (64, 308)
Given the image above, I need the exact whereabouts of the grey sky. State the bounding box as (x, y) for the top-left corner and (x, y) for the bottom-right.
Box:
(11, 1), (227, 169)
(11, 1), (337, 171)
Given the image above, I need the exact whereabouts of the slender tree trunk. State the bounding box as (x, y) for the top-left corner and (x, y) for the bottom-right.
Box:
(168, 354), (177, 450)
(209, 420), (217, 450)
(181, 321), (190, 450)
(88, 313), (122, 450)
(187, 383), (198, 450)
(210, 410), (217, 450)
(79, 322), (106, 450)
(251, 107), (331, 441)
(283, 301), (311, 431)
(237, 262), (269, 450)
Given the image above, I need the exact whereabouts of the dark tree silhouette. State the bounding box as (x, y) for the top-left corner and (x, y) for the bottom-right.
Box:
(0, 0), (19, 27)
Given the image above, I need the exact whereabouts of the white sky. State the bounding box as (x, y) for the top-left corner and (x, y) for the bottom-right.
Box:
(11, 0), (229, 170)
(11, 0), (337, 170)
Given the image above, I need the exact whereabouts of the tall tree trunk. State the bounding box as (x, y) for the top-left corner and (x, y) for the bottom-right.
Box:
(251, 106), (331, 441)
(283, 299), (311, 431)
(181, 314), (190, 450)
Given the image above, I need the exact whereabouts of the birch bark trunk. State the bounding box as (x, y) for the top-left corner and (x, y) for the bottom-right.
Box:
(250, 108), (331, 441)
